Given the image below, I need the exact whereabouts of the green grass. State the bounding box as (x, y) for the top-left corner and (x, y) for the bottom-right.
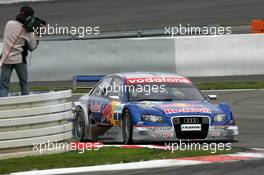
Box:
(0, 147), (240, 174)
(10, 85), (91, 94)
(196, 81), (264, 90)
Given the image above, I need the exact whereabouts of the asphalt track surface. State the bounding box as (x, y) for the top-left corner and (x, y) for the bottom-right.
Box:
(68, 89), (264, 175)
(70, 159), (264, 175)
(204, 90), (264, 148)
(1, 0), (263, 174)
(0, 0), (264, 38)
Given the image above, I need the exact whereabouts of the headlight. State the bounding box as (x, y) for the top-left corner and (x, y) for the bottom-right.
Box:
(214, 114), (226, 122)
(141, 115), (165, 123)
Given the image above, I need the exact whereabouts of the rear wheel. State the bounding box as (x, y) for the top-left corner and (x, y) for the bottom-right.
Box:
(122, 110), (133, 144)
(74, 108), (86, 141)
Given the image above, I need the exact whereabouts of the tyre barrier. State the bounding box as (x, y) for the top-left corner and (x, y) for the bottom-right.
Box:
(0, 90), (73, 156)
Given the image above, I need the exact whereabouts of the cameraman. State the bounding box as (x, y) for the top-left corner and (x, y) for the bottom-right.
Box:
(0, 6), (39, 97)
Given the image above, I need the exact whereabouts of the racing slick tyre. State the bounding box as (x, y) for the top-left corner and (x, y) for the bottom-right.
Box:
(122, 109), (133, 144)
(74, 107), (86, 141)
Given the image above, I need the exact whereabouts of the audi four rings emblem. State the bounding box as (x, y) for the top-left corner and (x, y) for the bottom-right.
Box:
(184, 118), (199, 123)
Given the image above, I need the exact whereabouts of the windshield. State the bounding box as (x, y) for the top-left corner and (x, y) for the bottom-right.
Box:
(128, 83), (204, 101)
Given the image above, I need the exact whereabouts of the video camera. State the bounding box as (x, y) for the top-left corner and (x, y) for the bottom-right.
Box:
(24, 16), (47, 33)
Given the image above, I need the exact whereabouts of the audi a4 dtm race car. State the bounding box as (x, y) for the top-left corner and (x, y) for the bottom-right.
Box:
(73, 72), (238, 144)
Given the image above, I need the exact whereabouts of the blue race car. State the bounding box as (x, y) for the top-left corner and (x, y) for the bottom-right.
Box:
(73, 72), (238, 144)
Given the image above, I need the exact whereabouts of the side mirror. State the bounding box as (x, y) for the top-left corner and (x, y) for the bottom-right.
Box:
(109, 95), (120, 101)
(208, 94), (217, 100)
(100, 88), (106, 96)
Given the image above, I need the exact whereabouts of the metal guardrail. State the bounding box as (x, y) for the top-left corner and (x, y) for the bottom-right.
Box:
(40, 25), (251, 41)
(40, 28), (166, 41)
(0, 25), (251, 43)
(0, 90), (73, 150)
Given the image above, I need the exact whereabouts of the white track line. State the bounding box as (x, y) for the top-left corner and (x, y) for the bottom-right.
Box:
(228, 152), (264, 158)
(251, 148), (264, 151)
(11, 150), (264, 175)
(103, 144), (169, 150)
(11, 159), (204, 175)
(0, 0), (53, 4)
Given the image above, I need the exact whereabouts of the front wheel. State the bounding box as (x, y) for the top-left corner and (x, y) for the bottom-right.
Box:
(74, 108), (86, 141)
(122, 109), (133, 144)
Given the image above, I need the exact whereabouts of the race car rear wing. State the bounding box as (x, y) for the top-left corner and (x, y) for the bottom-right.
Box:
(72, 75), (105, 90)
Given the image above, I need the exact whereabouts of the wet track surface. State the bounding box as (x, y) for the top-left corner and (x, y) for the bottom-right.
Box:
(0, 0), (264, 37)
(69, 89), (264, 175)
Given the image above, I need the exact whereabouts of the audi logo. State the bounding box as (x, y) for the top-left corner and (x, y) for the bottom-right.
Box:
(184, 118), (199, 124)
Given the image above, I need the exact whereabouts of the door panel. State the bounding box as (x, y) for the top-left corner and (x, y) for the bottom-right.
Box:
(88, 77), (112, 124)
(103, 77), (125, 126)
